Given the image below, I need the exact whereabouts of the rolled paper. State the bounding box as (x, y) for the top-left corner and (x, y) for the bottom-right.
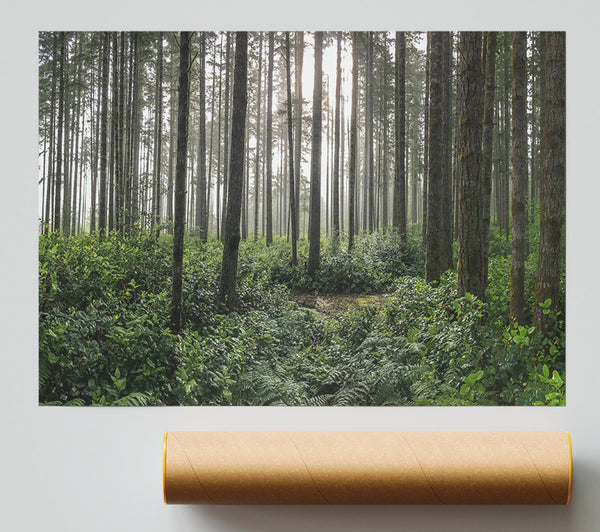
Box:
(163, 431), (572, 505)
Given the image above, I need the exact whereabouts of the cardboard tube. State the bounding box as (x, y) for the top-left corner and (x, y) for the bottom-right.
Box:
(163, 431), (572, 505)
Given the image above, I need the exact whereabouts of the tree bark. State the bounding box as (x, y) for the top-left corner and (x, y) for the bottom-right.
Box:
(348, 32), (358, 251)
(294, 32), (304, 237)
(481, 32), (497, 293)
(254, 34), (263, 241)
(153, 32), (164, 232)
(218, 32), (248, 311)
(285, 32), (298, 265)
(425, 32), (447, 284)
(98, 32), (110, 237)
(308, 32), (323, 274)
(457, 32), (485, 299)
(220, 33), (232, 240)
(510, 32), (529, 325)
(534, 32), (565, 333)
(332, 32), (342, 244)
(394, 31), (406, 237)
(170, 32), (192, 333)
(266, 32), (274, 245)
(195, 33), (207, 240)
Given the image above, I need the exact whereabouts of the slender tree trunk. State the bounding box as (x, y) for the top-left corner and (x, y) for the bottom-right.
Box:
(130, 34), (141, 231)
(218, 32), (248, 311)
(195, 33), (207, 240)
(394, 31), (406, 237)
(331, 32), (342, 245)
(294, 32), (304, 237)
(216, 34), (224, 239)
(534, 32), (565, 333)
(71, 46), (83, 235)
(422, 35), (431, 243)
(254, 33), (263, 241)
(440, 32), (453, 273)
(90, 47), (101, 233)
(367, 33), (375, 233)
(53, 33), (66, 233)
(98, 32), (110, 237)
(207, 42), (217, 236)
(170, 32), (192, 333)
(457, 32), (485, 299)
(220, 33), (232, 240)
(381, 36), (389, 233)
(266, 32), (274, 245)
(105, 34), (116, 232)
(481, 32), (497, 291)
(308, 32), (323, 273)
(61, 38), (71, 236)
(153, 32), (164, 232)
(510, 32), (528, 325)
(167, 40), (178, 234)
(348, 32), (358, 251)
(116, 32), (126, 234)
(285, 32), (298, 265)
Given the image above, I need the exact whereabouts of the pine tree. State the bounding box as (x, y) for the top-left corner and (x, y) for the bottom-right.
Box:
(218, 32), (248, 311)
(170, 32), (192, 332)
(534, 32), (565, 333)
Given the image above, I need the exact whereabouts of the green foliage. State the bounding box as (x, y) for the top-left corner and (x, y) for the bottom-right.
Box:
(39, 227), (564, 407)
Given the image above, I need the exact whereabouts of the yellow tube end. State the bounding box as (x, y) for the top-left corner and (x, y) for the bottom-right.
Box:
(566, 431), (572, 505)
(163, 431), (168, 505)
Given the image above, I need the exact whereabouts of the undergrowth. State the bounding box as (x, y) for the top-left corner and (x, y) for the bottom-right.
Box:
(39, 226), (565, 406)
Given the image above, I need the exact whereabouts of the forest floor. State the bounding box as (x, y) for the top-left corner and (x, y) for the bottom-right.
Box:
(291, 293), (388, 317)
(38, 229), (565, 407)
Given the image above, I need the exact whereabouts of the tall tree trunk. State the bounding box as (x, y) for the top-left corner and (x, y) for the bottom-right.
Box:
(107, 33), (118, 232)
(61, 38), (71, 236)
(367, 33), (375, 233)
(167, 40), (178, 234)
(130, 34), (141, 231)
(332, 32), (342, 245)
(215, 34), (224, 239)
(440, 32), (453, 273)
(53, 32), (66, 233)
(425, 32), (447, 284)
(510, 32), (528, 325)
(308, 32), (323, 273)
(116, 32), (126, 234)
(348, 32), (359, 251)
(218, 32), (248, 311)
(220, 33), (232, 240)
(394, 31), (406, 237)
(457, 32), (485, 299)
(481, 32), (497, 293)
(71, 45), (83, 235)
(170, 32), (192, 333)
(98, 32), (110, 237)
(422, 35), (430, 243)
(90, 45), (101, 233)
(285, 32), (298, 265)
(207, 42), (217, 236)
(294, 32), (304, 237)
(44, 34), (58, 233)
(266, 32), (274, 245)
(195, 33), (207, 240)
(254, 33), (263, 241)
(534, 32), (565, 333)
(153, 32), (164, 232)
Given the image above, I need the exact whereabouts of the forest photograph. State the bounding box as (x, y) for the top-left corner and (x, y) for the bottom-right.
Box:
(38, 31), (565, 407)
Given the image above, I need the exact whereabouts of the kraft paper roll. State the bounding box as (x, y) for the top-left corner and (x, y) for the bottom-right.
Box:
(163, 431), (572, 505)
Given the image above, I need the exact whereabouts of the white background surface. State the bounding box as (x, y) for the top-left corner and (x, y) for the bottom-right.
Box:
(1, 1), (599, 530)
